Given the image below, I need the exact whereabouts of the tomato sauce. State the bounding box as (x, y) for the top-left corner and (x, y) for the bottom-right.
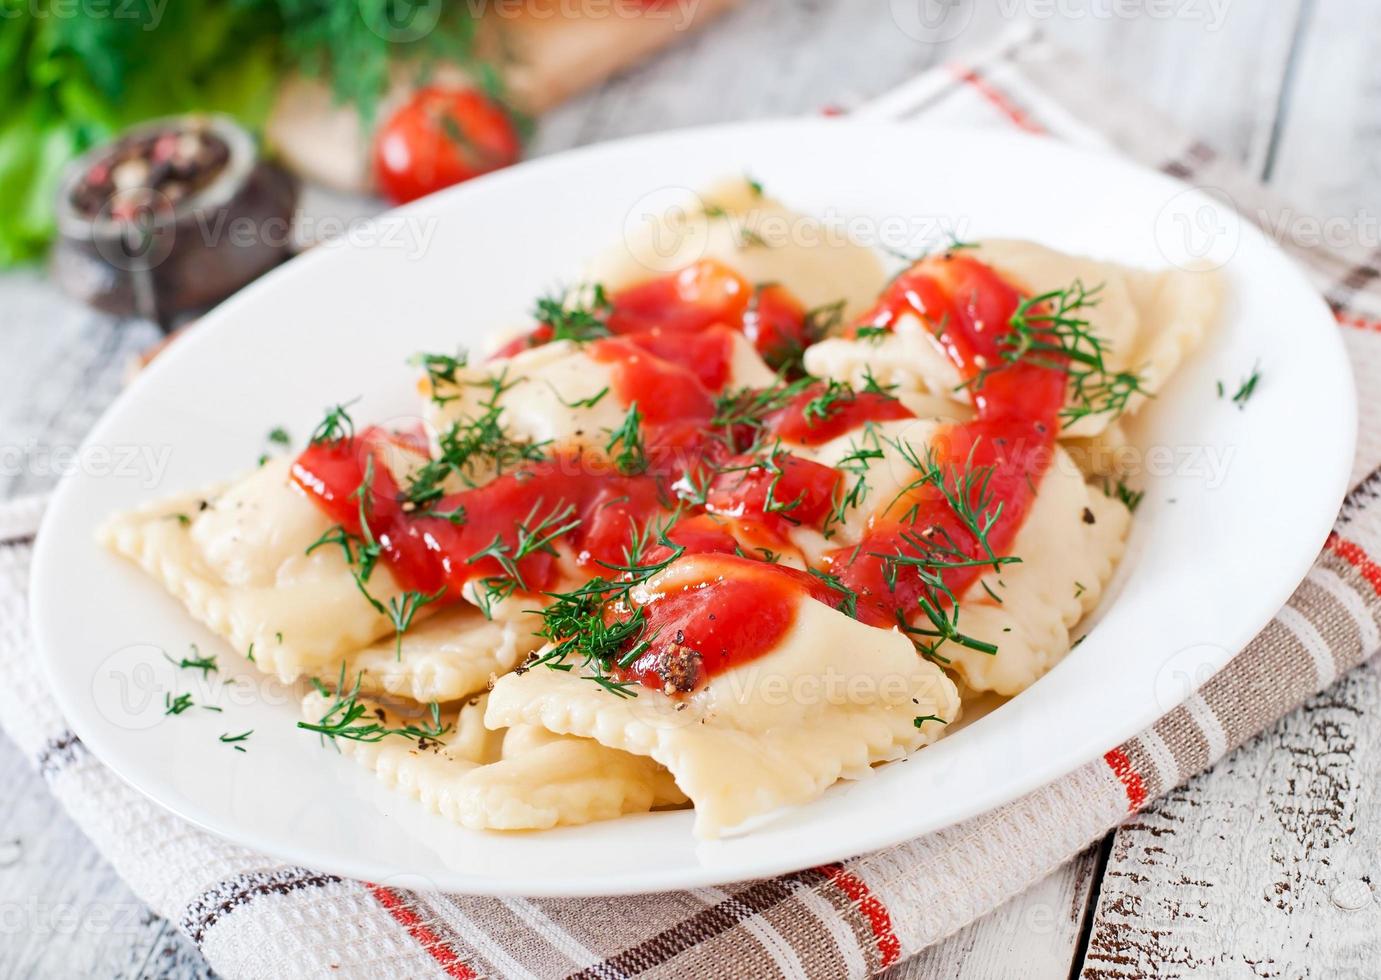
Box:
(765, 383), (915, 446)
(828, 254), (1065, 619)
(294, 251), (1067, 693)
(497, 259), (812, 370)
(611, 553), (889, 692)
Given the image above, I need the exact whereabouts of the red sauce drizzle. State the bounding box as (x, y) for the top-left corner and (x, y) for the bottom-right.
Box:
(293, 252), (1067, 693)
(495, 260), (812, 371)
(828, 254), (1065, 618)
(612, 553), (891, 692)
(765, 382), (916, 446)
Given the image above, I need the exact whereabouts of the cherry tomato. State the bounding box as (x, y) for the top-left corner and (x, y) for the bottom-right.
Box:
(373, 87), (522, 204)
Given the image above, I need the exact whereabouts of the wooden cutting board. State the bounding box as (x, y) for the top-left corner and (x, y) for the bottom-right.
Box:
(266, 0), (740, 193)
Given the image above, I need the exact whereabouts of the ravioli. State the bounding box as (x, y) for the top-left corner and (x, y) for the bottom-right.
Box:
(486, 555), (961, 839)
(942, 448), (1131, 695)
(343, 604), (544, 703)
(100, 459), (407, 682)
(585, 178), (888, 318)
(422, 332), (776, 465)
(100, 457), (543, 689)
(804, 240), (1221, 437)
(101, 185), (1217, 843)
(301, 691), (686, 831)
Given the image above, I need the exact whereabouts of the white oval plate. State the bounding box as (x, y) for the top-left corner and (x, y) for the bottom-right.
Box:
(32, 121), (1355, 896)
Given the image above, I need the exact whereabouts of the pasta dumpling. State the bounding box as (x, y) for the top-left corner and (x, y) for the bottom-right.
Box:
(301, 691), (686, 831)
(486, 553), (960, 838)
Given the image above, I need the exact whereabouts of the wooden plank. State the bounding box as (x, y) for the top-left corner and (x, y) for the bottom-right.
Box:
(0, 269), (160, 500)
(1267, 0), (1381, 220)
(1080, 661), (1381, 978)
(0, 731), (194, 977)
(885, 844), (1106, 980)
(1040, 1), (1305, 171)
(0, 8), (1340, 979)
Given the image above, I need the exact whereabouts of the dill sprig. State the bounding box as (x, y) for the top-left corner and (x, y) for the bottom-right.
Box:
(802, 378), (855, 426)
(823, 423), (886, 538)
(298, 665), (450, 743)
(534, 284), (613, 343)
(1230, 361), (1262, 408)
(386, 588), (446, 659)
(164, 646), (217, 678)
(164, 692), (194, 716)
(527, 516), (687, 698)
(1105, 478), (1144, 513)
(309, 400), (359, 445)
(467, 499), (582, 616)
(403, 371), (550, 503)
(411, 350), (469, 390)
(605, 403), (648, 475)
(975, 280), (1147, 424)
(871, 437), (1023, 658)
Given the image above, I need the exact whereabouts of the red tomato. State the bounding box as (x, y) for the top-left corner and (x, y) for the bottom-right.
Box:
(373, 87), (522, 204)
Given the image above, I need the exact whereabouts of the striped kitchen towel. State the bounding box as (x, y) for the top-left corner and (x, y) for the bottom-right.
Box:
(2, 31), (1380, 980)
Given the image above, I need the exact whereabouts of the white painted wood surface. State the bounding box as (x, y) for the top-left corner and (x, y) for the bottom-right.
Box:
(1, 3), (1377, 977)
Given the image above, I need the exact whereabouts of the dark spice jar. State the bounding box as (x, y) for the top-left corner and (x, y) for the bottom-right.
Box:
(51, 114), (298, 330)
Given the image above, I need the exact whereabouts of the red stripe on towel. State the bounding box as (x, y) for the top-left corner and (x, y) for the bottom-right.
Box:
(819, 863), (902, 968)
(1104, 748), (1148, 811)
(950, 65), (1046, 134)
(368, 884), (477, 979)
(1326, 532), (1381, 596)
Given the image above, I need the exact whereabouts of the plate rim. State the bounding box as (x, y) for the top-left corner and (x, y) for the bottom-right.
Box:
(30, 117), (1358, 896)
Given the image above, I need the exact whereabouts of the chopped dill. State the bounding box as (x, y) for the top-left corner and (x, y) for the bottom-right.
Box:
(605, 403), (648, 475)
(534, 284), (613, 343)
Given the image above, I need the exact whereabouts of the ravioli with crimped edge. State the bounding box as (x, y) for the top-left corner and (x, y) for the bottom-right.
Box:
(101, 178), (1219, 838)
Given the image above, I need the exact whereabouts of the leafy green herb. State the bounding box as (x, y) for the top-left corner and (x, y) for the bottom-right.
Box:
(824, 423), (886, 538)
(309, 400), (358, 445)
(467, 499), (582, 614)
(299, 664), (450, 743)
(1106, 479), (1144, 513)
(402, 371), (549, 501)
(386, 587), (446, 659)
(913, 715), (948, 727)
(534, 285), (613, 343)
(412, 351), (469, 391)
(802, 378), (854, 427)
(527, 517), (688, 698)
(552, 385), (609, 409)
(974, 280), (1146, 424)
(872, 437), (1023, 659)
(806, 568), (860, 619)
(267, 426), (290, 446)
(219, 730), (252, 752)
(605, 403), (648, 476)
(164, 692), (194, 716)
(164, 646), (218, 678)
(1230, 362), (1262, 408)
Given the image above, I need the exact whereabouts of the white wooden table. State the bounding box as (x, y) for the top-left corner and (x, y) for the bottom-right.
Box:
(3, 3), (1379, 976)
